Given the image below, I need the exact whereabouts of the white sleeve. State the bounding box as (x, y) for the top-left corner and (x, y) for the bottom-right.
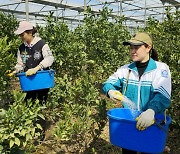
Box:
(14, 50), (24, 73)
(152, 63), (171, 99)
(39, 44), (54, 68)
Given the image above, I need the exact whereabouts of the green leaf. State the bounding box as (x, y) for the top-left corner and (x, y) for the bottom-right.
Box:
(0, 109), (6, 117)
(29, 110), (34, 115)
(14, 137), (20, 146)
(35, 132), (40, 137)
(25, 120), (32, 125)
(38, 114), (45, 120)
(10, 133), (15, 137)
(26, 134), (31, 141)
(36, 123), (43, 130)
(14, 129), (20, 134)
(31, 127), (35, 136)
(23, 141), (27, 147)
(10, 140), (14, 148)
(3, 134), (9, 140)
(21, 129), (26, 136)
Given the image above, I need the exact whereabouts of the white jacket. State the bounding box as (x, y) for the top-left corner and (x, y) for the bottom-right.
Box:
(103, 58), (171, 113)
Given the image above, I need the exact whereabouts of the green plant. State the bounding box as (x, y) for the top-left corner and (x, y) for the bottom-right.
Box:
(0, 12), (20, 105)
(0, 90), (46, 153)
(0, 37), (18, 104)
(0, 12), (18, 42)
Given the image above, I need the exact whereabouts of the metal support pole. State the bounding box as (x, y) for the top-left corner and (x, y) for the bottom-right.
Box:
(118, 1), (120, 16)
(118, 0), (122, 16)
(25, 0), (29, 21)
(84, 0), (87, 11)
(144, 0), (146, 27)
(120, 0), (122, 16)
(56, 0), (58, 22)
(162, 4), (165, 22)
(62, 9), (64, 22)
(56, 6), (58, 22)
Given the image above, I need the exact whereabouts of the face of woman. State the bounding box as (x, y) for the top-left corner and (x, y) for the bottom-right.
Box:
(129, 44), (151, 63)
(19, 32), (33, 44)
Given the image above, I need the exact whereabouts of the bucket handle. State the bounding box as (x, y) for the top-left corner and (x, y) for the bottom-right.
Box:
(154, 119), (168, 133)
(48, 69), (54, 77)
(154, 110), (168, 134)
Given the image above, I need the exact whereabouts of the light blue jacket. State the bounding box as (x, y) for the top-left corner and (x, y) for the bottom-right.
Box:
(102, 58), (171, 113)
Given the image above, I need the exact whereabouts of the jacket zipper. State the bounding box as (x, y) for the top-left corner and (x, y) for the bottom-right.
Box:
(137, 71), (150, 111)
(137, 78), (141, 111)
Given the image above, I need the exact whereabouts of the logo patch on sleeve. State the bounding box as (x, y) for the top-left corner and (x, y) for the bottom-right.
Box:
(161, 69), (168, 78)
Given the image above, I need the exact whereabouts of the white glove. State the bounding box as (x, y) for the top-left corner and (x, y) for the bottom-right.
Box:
(25, 65), (41, 76)
(136, 109), (155, 130)
(108, 90), (123, 102)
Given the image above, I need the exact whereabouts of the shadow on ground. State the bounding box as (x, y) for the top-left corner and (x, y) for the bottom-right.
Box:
(83, 138), (122, 154)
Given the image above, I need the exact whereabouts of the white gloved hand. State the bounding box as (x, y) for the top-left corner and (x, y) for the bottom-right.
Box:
(108, 90), (123, 102)
(25, 65), (41, 76)
(136, 109), (155, 130)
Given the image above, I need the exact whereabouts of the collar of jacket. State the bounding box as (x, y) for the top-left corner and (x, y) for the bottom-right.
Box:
(24, 36), (41, 47)
(128, 58), (157, 74)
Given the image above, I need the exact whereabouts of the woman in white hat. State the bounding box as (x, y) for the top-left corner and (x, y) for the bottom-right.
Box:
(10, 21), (54, 103)
(102, 32), (171, 154)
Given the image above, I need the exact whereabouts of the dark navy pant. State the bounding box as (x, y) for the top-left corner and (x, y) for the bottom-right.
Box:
(25, 88), (49, 104)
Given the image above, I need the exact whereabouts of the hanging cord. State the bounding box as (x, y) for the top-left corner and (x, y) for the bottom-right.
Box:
(115, 70), (131, 108)
(154, 110), (168, 134)
(154, 120), (168, 133)
(23, 48), (27, 64)
(123, 69), (131, 95)
(22, 48), (27, 72)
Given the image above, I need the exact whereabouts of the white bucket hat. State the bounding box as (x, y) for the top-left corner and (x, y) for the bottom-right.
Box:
(14, 21), (33, 35)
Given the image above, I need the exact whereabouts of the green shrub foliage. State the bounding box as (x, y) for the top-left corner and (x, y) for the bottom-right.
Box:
(0, 37), (18, 103)
(0, 90), (45, 153)
(0, 12), (20, 103)
(0, 12), (18, 42)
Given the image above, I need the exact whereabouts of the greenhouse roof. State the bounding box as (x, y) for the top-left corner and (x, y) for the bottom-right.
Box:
(0, 0), (179, 29)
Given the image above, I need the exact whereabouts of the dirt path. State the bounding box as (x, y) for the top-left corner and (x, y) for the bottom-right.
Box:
(34, 121), (179, 154)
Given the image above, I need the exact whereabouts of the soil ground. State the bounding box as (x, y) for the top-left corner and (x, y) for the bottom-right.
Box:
(34, 122), (180, 154)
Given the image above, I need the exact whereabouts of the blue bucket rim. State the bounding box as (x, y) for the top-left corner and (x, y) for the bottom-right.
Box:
(107, 108), (171, 125)
(107, 108), (140, 123)
(18, 69), (55, 76)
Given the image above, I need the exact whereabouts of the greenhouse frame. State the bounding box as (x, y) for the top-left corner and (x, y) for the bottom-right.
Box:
(0, 0), (179, 29)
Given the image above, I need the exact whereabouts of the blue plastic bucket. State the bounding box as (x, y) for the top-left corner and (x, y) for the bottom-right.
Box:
(107, 108), (171, 153)
(18, 70), (55, 91)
